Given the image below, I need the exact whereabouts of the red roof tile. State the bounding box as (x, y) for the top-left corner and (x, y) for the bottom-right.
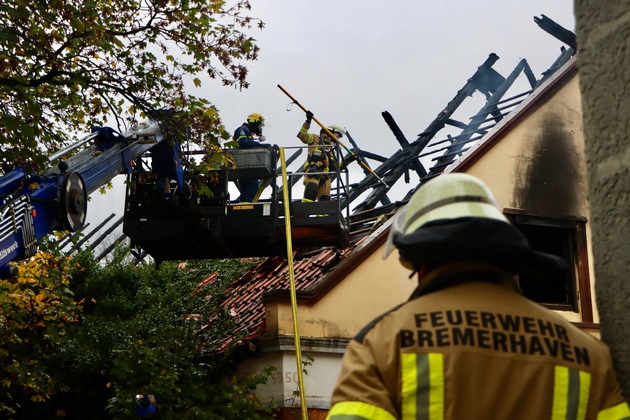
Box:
(202, 239), (366, 349)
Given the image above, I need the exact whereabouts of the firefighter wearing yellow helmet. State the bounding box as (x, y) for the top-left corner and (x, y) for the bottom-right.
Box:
(233, 112), (267, 202)
(327, 173), (630, 420)
(297, 110), (343, 202)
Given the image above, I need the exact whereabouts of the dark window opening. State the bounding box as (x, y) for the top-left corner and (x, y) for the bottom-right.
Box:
(504, 209), (592, 321)
(503, 210), (592, 316)
(514, 223), (575, 308)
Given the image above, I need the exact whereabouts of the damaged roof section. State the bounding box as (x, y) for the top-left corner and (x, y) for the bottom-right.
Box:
(347, 16), (576, 220)
(207, 15), (578, 347)
(209, 244), (360, 349)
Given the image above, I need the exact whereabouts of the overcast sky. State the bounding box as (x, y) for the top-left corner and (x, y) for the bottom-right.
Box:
(87, 0), (576, 225)
(212, 1), (575, 155)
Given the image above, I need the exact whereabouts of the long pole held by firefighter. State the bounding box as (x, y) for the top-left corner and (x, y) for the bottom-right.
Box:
(277, 84), (390, 188)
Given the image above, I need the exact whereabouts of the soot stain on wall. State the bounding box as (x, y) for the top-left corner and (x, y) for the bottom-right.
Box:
(513, 112), (583, 215)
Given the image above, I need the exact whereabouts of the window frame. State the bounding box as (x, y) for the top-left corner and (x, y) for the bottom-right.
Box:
(503, 208), (593, 322)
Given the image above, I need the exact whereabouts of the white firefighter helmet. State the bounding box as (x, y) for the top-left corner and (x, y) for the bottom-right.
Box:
(324, 124), (344, 139)
(383, 173), (567, 276)
(383, 173), (508, 268)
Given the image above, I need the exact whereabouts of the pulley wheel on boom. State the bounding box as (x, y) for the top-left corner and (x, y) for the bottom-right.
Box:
(61, 172), (87, 231)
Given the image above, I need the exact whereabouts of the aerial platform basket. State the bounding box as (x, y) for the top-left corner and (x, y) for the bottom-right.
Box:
(123, 145), (349, 263)
(225, 147), (275, 180)
(124, 200), (348, 262)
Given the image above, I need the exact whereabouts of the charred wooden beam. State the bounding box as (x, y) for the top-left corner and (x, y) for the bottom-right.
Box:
(350, 54), (503, 213)
(95, 233), (127, 262)
(356, 150), (388, 163)
(382, 111), (410, 148)
(445, 119), (468, 129)
(382, 111), (427, 179)
(342, 130), (391, 206)
(428, 58), (532, 176)
(71, 213), (117, 251)
(59, 222), (90, 249)
(85, 216), (124, 252)
(534, 15), (577, 50)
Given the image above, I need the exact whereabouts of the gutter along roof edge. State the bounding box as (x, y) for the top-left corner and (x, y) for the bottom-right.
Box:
(262, 222), (391, 305)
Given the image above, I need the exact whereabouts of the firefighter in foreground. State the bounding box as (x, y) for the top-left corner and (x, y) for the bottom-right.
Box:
(233, 112), (267, 202)
(327, 173), (629, 420)
(297, 110), (343, 202)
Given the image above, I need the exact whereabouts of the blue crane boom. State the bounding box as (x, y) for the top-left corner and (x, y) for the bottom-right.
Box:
(0, 119), (350, 277)
(0, 120), (180, 277)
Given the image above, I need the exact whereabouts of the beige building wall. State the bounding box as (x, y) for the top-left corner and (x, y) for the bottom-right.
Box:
(248, 60), (602, 409)
(453, 74), (595, 323)
(465, 76), (587, 216)
(267, 246), (415, 340)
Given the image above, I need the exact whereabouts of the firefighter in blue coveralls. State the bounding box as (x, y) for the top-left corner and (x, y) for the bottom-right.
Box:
(233, 113), (266, 202)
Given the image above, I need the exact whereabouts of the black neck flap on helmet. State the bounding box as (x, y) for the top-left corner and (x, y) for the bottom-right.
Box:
(394, 217), (567, 277)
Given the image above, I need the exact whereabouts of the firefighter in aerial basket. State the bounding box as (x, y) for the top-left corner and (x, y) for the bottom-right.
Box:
(297, 110), (343, 203)
(326, 173), (629, 420)
(233, 112), (267, 202)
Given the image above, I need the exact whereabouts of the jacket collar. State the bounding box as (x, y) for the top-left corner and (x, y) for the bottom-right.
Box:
(409, 261), (520, 300)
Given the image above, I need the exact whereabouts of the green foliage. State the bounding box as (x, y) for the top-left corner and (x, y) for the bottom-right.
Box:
(3, 249), (272, 419)
(287, 353), (315, 408)
(0, 251), (81, 416)
(0, 0), (263, 171)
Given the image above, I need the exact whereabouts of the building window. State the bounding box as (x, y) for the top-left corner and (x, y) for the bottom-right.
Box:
(504, 209), (592, 322)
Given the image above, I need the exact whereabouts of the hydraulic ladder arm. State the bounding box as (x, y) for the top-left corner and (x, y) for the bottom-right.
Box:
(0, 120), (177, 277)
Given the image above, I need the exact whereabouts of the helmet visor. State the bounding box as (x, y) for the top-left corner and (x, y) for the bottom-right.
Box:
(325, 126), (343, 138)
(382, 206), (408, 260)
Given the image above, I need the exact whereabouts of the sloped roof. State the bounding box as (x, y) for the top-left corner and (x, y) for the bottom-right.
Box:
(205, 221), (390, 349)
(208, 44), (578, 350)
(210, 237), (365, 348)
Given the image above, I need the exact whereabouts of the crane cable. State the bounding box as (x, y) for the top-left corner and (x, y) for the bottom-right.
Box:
(279, 147), (308, 420)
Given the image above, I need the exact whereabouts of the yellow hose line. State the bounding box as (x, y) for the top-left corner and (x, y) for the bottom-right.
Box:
(279, 147), (308, 419)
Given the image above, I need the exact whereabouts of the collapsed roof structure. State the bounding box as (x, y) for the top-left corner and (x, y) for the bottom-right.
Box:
(209, 14), (579, 349)
(66, 14), (579, 351)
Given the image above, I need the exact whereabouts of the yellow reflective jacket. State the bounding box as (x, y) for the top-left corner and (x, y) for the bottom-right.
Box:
(327, 262), (630, 420)
(297, 122), (338, 173)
